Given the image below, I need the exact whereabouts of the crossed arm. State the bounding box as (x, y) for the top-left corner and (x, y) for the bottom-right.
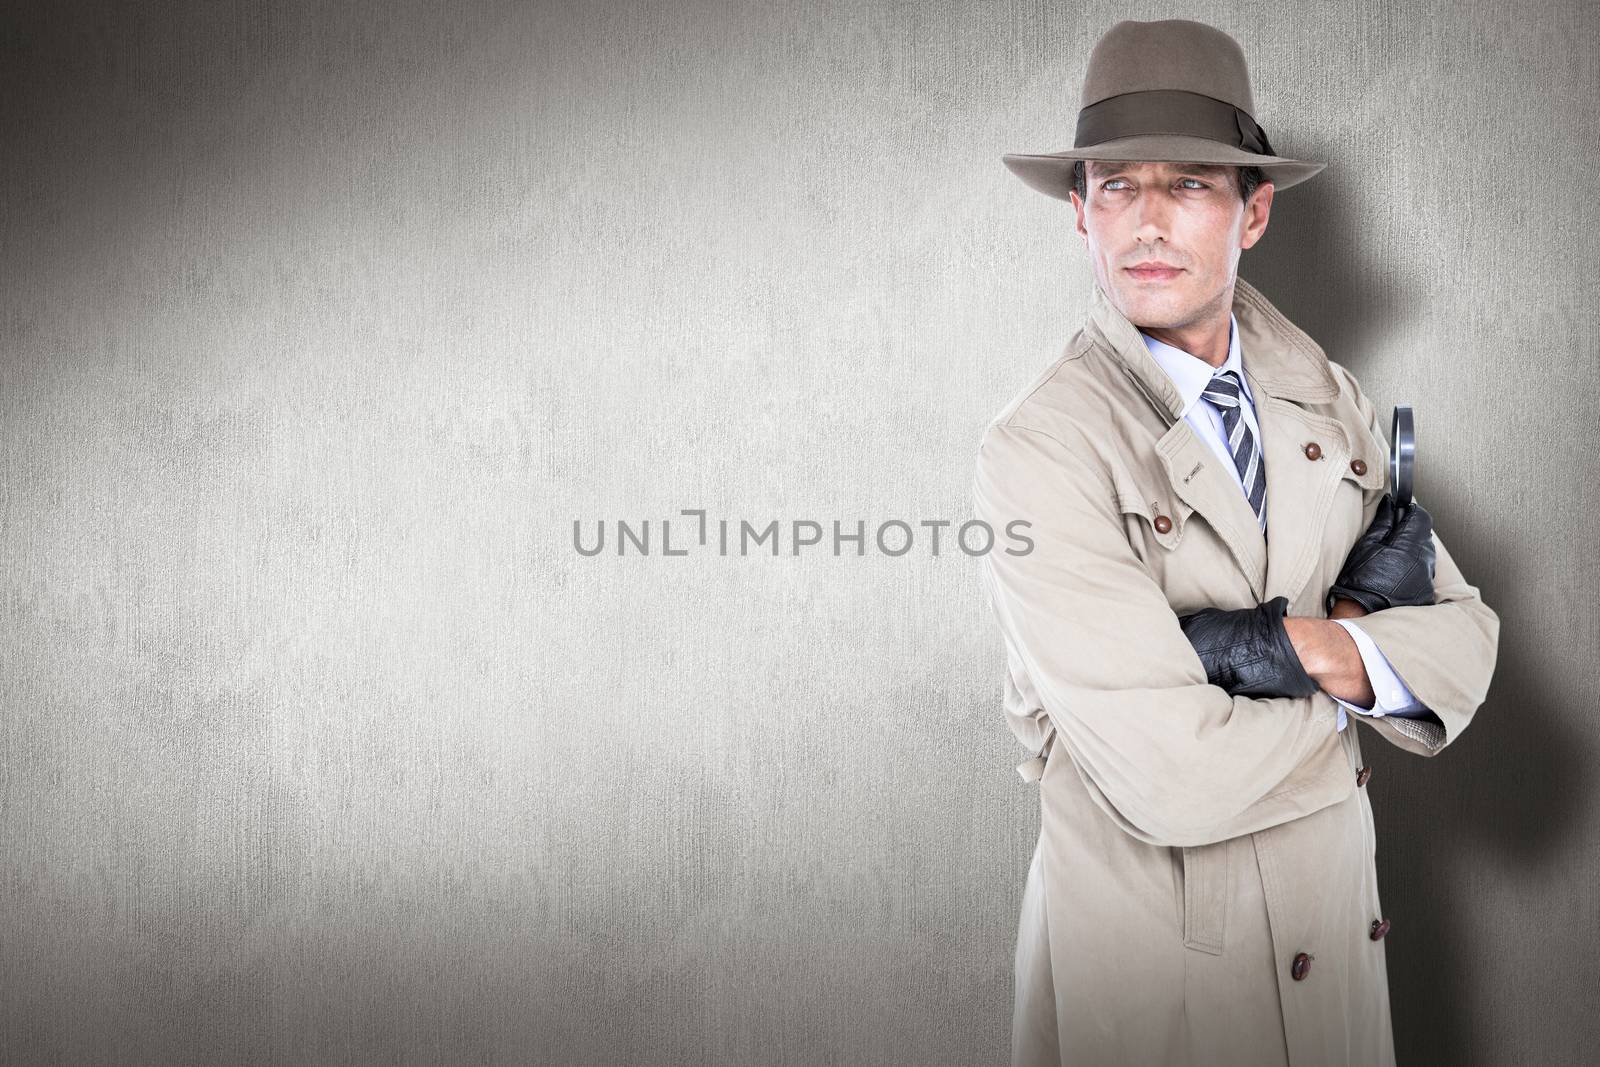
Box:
(1181, 478), (1440, 714)
(1285, 600), (1377, 708)
(973, 414), (1497, 843)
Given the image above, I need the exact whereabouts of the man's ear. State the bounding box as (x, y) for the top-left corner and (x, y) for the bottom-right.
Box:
(1239, 181), (1274, 251)
(1070, 191), (1088, 241)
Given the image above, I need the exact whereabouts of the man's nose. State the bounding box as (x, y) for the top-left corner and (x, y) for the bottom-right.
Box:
(1131, 189), (1175, 242)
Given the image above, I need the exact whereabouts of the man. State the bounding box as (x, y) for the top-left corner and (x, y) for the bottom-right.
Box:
(971, 19), (1500, 1067)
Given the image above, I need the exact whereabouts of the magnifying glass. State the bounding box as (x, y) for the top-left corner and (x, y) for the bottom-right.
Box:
(1389, 405), (1414, 511)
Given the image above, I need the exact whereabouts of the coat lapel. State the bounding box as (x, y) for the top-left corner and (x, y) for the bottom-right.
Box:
(1087, 277), (1349, 608)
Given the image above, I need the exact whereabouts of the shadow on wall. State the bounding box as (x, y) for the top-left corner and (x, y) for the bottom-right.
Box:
(1239, 178), (1405, 367)
(1243, 170), (1593, 1066)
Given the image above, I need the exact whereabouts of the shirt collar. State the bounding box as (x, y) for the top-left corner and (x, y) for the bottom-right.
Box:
(1139, 312), (1251, 419)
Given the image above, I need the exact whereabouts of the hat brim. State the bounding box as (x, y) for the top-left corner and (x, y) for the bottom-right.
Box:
(1002, 134), (1325, 201)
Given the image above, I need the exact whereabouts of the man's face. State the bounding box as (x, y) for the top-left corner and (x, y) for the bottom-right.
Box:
(1070, 161), (1273, 330)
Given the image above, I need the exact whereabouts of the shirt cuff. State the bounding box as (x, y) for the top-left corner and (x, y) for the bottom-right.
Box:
(1331, 618), (1428, 716)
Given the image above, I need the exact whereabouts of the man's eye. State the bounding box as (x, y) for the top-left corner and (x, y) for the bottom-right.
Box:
(1101, 178), (1205, 191)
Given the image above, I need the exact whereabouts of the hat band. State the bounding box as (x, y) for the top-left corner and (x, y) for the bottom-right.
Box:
(1074, 89), (1276, 157)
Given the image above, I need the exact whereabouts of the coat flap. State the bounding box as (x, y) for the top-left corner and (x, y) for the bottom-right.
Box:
(1337, 410), (1391, 494)
(1157, 422), (1268, 600)
(1109, 457), (1197, 552)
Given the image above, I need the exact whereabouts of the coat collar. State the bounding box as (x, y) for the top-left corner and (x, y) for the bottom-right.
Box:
(1085, 275), (1341, 418)
(1084, 276), (1362, 609)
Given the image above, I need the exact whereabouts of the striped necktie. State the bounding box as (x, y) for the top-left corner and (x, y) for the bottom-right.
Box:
(1201, 369), (1267, 529)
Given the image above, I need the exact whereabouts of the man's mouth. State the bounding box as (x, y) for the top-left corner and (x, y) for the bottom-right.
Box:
(1125, 263), (1184, 281)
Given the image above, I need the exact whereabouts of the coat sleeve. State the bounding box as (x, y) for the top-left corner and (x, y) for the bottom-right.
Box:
(1328, 367), (1502, 757)
(972, 420), (1354, 848)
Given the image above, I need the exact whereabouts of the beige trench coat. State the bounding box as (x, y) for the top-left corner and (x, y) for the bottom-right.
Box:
(971, 277), (1500, 1066)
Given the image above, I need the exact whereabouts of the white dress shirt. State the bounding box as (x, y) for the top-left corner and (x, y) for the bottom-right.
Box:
(1141, 314), (1430, 732)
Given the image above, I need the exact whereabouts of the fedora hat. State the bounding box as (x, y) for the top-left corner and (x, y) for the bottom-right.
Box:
(1003, 19), (1325, 201)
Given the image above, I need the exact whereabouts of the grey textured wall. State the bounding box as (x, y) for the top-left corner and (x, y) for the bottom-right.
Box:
(3, 1), (1595, 1064)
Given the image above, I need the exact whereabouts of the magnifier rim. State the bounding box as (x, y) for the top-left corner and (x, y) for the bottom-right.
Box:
(1390, 405), (1415, 508)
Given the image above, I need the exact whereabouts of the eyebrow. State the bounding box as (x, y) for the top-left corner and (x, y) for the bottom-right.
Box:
(1088, 164), (1231, 179)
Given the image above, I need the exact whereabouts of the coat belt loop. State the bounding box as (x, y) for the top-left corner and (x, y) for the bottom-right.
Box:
(1180, 841), (1229, 955)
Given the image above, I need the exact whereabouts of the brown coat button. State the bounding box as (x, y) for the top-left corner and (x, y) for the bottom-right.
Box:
(1303, 442), (1322, 460)
(1291, 952), (1313, 981)
(1153, 514), (1172, 534)
(1370, 918), (1391, 941)
(1350, 458), (1367, 475)
(1356, 766), (1372, 787)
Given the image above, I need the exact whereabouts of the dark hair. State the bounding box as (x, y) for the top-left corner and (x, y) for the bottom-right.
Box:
(1072, 160), (1267, 202)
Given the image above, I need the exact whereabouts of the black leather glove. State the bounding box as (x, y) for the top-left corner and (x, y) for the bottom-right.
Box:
(1177, 595), (1319, 698)
(1325, 497), (1437, 615)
